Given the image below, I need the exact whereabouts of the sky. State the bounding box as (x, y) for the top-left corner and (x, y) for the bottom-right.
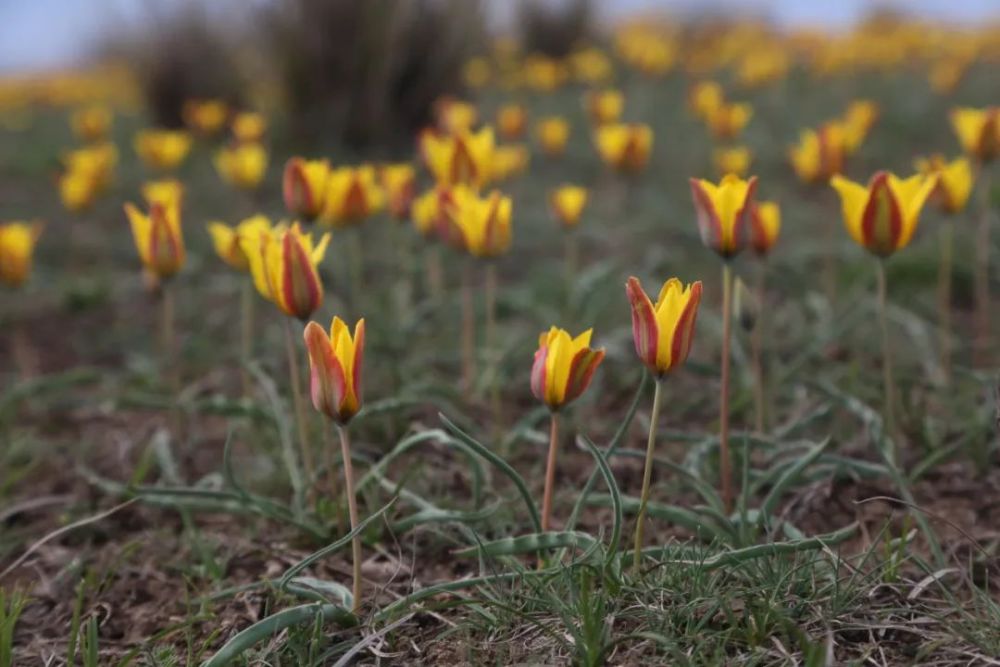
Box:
(0, 0), (997, 74)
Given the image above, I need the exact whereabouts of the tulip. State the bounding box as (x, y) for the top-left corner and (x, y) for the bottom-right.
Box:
(950, 107), (999, 163)
(232, 111), (267, 143)
(0, 221), (43, 288)
(530, 326), (606, 533)
(831, 171), (937, 448)
(421, 127), (495, 189)
(625, 276), (702, 567)
(571, 48), (613, 84)
(688, 80), (723, 120)
(134, 129), (192, 171)
(283, 157), (331, 221)
(491, 144), (530, 182)
(523, 55), (568, 91)
(319, 166), (384, 228)
(841, 100), (878, 154)
(241, 222), (330, 321)
(625, 277), (702, 378)
(705, 102), (752, 141)
(448, 189), (512, 259)
(595, 123), (653, 173)
(124, 196), (185, 280)
(714, 146), (751, 178)
(214, 142), (268, 191)
(496, 103), (528, 140)
(536, 116), (570, 157)
(435, 97), (477, 135)
(380, 163), (416, 221)
(749, 201), (781, 256)
(830, 171), (936, 258)
(689, 174), (758, 258)
(182, 98), (228, 136)
(59, 169), (100, 213)
(63, 142), (118, 194)
(142, 179), (184, 209)
(789, 124), (846, 185)
(585, 89), (624, 126)
(915, 155), (974, 382)
(303, 316), (366, 613)
(550, 185), (588, 229)
(70, 104), (112, 143)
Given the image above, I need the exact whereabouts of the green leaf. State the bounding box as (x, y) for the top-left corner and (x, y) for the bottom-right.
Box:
(577, 436), (622, 569)
(453, 531), (597, 558)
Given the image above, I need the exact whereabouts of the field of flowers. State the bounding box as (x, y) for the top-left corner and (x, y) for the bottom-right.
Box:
(1, 10), (999, 666)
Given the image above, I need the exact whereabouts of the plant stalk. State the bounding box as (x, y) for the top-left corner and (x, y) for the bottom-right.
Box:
(938, 221), (953, 384)
(633, 378), (664, 572)
(540, 411), (560, 534)
(974, 165), (992, 367)
(461, 258), (475, 392)
(425, 245), (443, 301)
(337, 424), (363, 615)
(240, 279), (254, 397)
(485, 261), (501, 426)
(284, 317), (314, 497)
(875, 259), (897, 460)
(752, 258), (766, 433)
(719, 262), (734, 514)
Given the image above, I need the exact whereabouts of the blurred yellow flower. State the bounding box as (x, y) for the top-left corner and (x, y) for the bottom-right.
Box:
(421, 127), (495, 189)
(59, 170), (100, 213)
(63, 142), (117, 192)
(714, 146), (752, 177)
(447, 189), (512, 258)
(950, 107), (999, 163)
(380, 163), (416, 220)
(915, 155), (974, 215)
(841, 100), (878, 154)
(232, 111), (267, 143)
(496, 103), (528, 140)
(283, 157), (330, 221)
(435, 97), (477, 135)
(688, 81), (723, 120)
(124, 193), (185, 279)
(550, 185), (588, 228)
(789, 124), (846, 185)
(207, 215), (271, 271)
(0, 221), (44, 287)
(522, 55), (568, 92)
(183, 98), (228, 136)
(319, 166), (384, 228)
(463, 57), (491, 88)
(595, 123), (652, 173)
(585, 89), (624, 126)
(215, 143), (268, 190)
(570, 48), (614, 84)
(134, 129), (192, 171)
(491, 144), (530, 182)
(240, 222), (330, 320)
(749, 201), (781, 256)
(536, 116), (570, 157)
(706, 102), (752, 141)
(70, 104), (112, 143)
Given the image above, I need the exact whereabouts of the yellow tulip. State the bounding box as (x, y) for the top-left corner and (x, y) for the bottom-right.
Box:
(183, 98), (228, 136)
(134, 129), (192, 171)
(303, 316), (366, 424)
(240, 222), (330, 320)
(914, 155), (974, 215)
(688, 80), (723, 120)
(950, 107), (1000, 163)
(232, 111), (267, 143)
(283, 157), (331, 221)
(689, 174), (758, 258)
(570, 48), (613, 84)
(550, 185), (588, 228)
(536, 116), (570, 157)
(141, 179), (184, 209)
(625, 276), (702, 377)
(595, 123), (652, 173)
(831, 171), (937, 257)
(59, 170), (100, 213)
(63, 142), (117, 193)
(789, 124), (846, 185)
(842, 100), (878, 154)
(0, 221), (44, 287)
(421, 127), (494, 189)
(706, 102), (752, 141)
(70, 104), (112, 143)
(496, 103), (528, 140)
(412, 186), (450, 238)
(447, 188), (512, 258)
(749, 201), (781, 256)
(215, 142), (268, 190)
(380, 163), (416, 220)
(207, 215), (271, 271)
(530, 327), (605, 410)
(585, 89), (624, 126)
(491, 144), (530, 182)
(435, 97), (477, 135)
(714, 146), (752, 177)
(522, 55), (568, 92)
(124, 194), (185, 279)
(319, 166), (384, 228)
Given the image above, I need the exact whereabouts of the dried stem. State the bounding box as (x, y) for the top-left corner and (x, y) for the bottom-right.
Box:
(540, 411), (560, 534)
(337, 424), (363, 615)
(633, 378), (663, 573)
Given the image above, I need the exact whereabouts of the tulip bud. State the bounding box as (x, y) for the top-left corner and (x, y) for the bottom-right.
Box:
(530, 327), (605, 410)
(304, 317), (365, 424)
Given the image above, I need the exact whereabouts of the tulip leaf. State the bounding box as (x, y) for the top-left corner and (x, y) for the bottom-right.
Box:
(453, 531), (598, 559)
(576, 436), (622, 569)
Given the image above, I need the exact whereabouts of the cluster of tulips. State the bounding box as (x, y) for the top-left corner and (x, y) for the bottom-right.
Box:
(2, 17), (999, 616)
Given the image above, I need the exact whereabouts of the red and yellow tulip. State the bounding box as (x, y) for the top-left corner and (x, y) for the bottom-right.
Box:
(530, 327), (605, 410)
(915, 155), (973, 215)
(232, 111), (267, 143)
(214, 142), (268, 191)
(950, 107), (999, 163)
(831, 171), (937, 257)
(595, 123), (653, 173)
(447, 188), (512, 258)
(0, 221), (44, 287)
(303, 316), (365, 424)
(241, 222), (330, 320)
(705, 102), (752, 141)
(421, 127), (495, 189)
(319, 166), (384, 228)
(625, 276), (702, 377)
(283, 157), (331, 221)
(380, 163), (416, 220)
(749, 201), (781, 256)
(789, 124), (846, 185)
(124, 189), (185, 280)
(689, 174), (758, 258)
(134, 129), (192, 171)
(550, 185), (588, 228)
(207, 215), (271, 271)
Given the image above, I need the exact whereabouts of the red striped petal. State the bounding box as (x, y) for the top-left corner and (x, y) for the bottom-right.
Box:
(860, 172), (902, 256)
(564, 347), (605, 405)
(282, 232), (321, 320)
(669, 281), (703, 369)
(530, 345), (549, 404)
(625, 276), (659, 372)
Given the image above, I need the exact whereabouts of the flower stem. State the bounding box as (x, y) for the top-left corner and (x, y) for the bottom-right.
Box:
(564, 229), (578, 296)
(348, 228), (363, 313)
(974, 165), (992, 367)
(875, 259), (897, 461)
(162, 281), (177, 395)
(240, 279), (254, 397)
(284, 317), (314, 498)
(540, 411), (560, 533)
(461, 258), (475, 392)
(337, 424), (363, 615)
(425, 245), (443, 301)
(485, 261), (501, 425)
(938, 221), (953, 385)
(633, 378), (663, 573)
(752, 259), (766, 433)
(719, 262), (734, 514)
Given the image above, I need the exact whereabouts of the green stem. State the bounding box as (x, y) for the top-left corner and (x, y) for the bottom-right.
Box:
(461, 258), (475, 392)
(633, 378), (663, 573)
(938, 221), (953, 384)
(284, 317), (314, 498)
(720, 262), (734, 514)
(485, 262), (501, 425)
(240, 279), (254, 397)
(336, 424), (363, 615)
(974, 165), (992, 366)
(875, 259), (897, 461)
(752, 258), (766, 433)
